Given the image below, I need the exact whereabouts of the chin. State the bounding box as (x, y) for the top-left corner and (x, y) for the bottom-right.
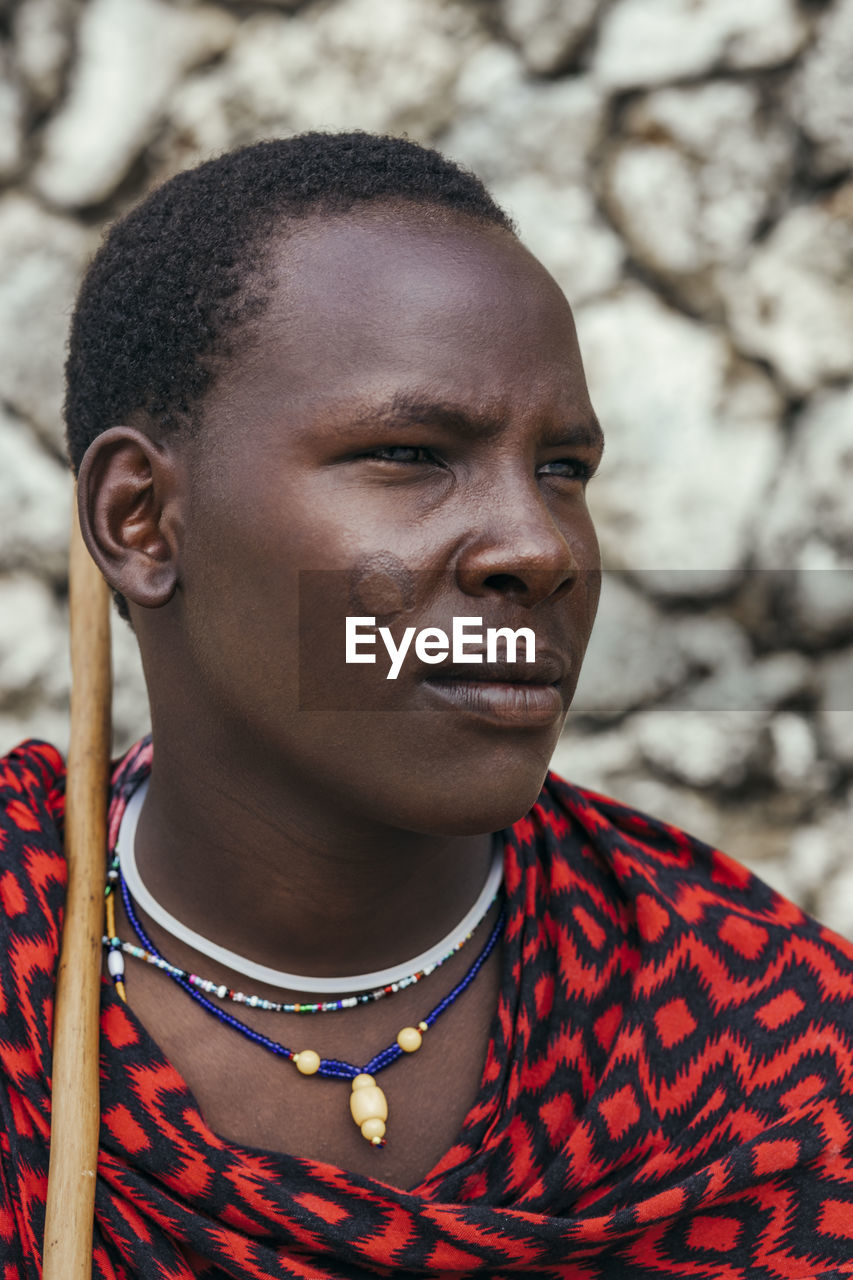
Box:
(399, 744), (556, 837)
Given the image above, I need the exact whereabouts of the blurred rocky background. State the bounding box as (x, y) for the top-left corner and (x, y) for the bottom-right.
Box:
(0, 0), (851, 930)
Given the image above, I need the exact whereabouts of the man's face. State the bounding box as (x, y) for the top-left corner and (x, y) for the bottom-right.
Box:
(170, 208), (603, 834)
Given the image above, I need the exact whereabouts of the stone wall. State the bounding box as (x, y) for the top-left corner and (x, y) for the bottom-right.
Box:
(1, 0), (851, 930)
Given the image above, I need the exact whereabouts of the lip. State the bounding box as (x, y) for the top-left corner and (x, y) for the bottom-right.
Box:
(420, 650), (568, 727)
(422, 677), (564, 726)
(424, 653), (567, 685)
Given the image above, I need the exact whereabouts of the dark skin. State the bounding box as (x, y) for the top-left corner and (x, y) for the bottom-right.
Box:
(78, 206), (604, 1188)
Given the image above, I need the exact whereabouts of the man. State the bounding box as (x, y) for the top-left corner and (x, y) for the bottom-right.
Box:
(2, 131), (852, 1276)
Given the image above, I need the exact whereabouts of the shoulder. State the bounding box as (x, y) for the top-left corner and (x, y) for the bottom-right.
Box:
(0, 742), (69, 1089)
(534, 768), (833, 926)
(508, 769), (853, 1180)
(0, 739), (68, 913)
(527, 768), (853, 1013)
(0, 739), (66, 826)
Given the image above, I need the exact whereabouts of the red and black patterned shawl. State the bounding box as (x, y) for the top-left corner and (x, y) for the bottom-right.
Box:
(2, 737), (853, 1278)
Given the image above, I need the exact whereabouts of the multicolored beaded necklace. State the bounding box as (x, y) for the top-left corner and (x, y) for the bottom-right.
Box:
(103, 912), (500, 1014)
(115, 778), (504, 995)
(103, 785), (505, 1147)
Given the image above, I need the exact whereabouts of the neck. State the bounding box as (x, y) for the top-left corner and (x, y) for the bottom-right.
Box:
(132, 725), (495, 981)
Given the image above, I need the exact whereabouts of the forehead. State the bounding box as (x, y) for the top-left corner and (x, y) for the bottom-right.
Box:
(207, 208), (592, 437)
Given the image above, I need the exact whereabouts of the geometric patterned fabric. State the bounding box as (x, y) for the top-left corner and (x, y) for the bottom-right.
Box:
(1, 736), (853, 1277)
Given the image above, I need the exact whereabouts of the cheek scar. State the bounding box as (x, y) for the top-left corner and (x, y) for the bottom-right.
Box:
(349, 552), (416, 620)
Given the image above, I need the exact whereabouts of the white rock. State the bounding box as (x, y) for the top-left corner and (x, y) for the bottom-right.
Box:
(780, 558), (853, 649)
(760, 387), (853, 557)
(671, 615), (752, 678)
(0, 576), (65, 701)
(768, 712), (821, 789)
(576, 287), (782, 589)
(0, 44), (25, 180)
(809, 789), (853, 936)
(443, 54), (623, 301)
(821, 713), (853, 771)
(570, 574), (688, 720)
(500, 0), (603, 75)
(491, 173), (624, 305)
(603, 83), (793, 301)
(818, 649), (853, 768)
(550, 724), (641, 792)
(0, 194), (96, 450)
(788, 821), (842, 902)
(720, 191), (853, 395)
(757, 386), (853, 644)
(632, 708), (768, 789)
(790, 0), (853, 179)
(34, 0), (235, 207)
(444, 47), (605, 187)
(157, 0), (484, 175)
(606, 143), (699, 274)
(12, 0), (77, 110)
(0, 709), (71, 759)
(819, 645), (850, 716)
(0, 407), (72, 578)
(815, 861), (853, 939)
(684, 652), (812, 713)
(594, 0), (808, 89)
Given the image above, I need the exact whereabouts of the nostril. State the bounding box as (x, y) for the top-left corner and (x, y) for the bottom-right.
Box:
(482, 570), (576, 602)
(550, 575), (577, 603)
(483, 573), (525, 594)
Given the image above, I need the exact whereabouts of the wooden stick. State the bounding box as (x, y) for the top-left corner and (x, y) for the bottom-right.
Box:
(43, 492), (112, 1279)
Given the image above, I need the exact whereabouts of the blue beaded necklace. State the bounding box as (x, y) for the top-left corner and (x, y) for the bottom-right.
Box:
(107, 847), (504, 1147)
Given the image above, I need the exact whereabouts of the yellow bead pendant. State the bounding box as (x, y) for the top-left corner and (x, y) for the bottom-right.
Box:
(396, 1024), (424, 1053)
(293, 1049), (321, 1075)
(350, 1073), (388, 1146)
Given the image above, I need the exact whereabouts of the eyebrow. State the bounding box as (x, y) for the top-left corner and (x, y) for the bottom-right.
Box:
(342, 393), (605, 450)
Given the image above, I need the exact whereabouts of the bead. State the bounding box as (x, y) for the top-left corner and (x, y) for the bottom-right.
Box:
(396, 1026), (423, 1053)
(109, 857), (506, 1147)
(350, 1074), (388, 1143)
(105, 871), (504, 1016)
(361, 1117), (386, 1143)
(107, 950), (125, 979)
(294, 1050), (321, 1075)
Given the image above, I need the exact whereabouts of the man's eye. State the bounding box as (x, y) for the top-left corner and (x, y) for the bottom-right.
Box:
(368, 446), (435, 464)
(538, 459), (595, 482)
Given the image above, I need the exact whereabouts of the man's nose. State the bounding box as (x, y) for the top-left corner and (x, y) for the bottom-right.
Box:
(454, 481), (580, 609)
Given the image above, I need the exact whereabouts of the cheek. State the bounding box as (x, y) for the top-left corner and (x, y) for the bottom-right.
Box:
(563, 508), (601, 655)
(564, 501), (601, 601)
(572, 500), (601, 568)
(348, 551), (416, 617)
(579, 514), (602, 614)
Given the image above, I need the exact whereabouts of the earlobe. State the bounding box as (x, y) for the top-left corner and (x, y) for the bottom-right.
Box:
(76, 427), (182, 609)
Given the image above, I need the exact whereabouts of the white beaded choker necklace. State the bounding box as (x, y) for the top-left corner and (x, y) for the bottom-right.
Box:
(116, 778), (505, 995)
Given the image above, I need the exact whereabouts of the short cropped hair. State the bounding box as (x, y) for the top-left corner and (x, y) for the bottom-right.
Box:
(64, 131), (514, 474)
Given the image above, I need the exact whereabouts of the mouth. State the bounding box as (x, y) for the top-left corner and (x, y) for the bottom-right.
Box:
(421, 654), (567, 727)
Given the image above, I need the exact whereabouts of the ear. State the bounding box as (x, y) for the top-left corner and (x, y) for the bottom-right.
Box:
(76, 427), (183, 609)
